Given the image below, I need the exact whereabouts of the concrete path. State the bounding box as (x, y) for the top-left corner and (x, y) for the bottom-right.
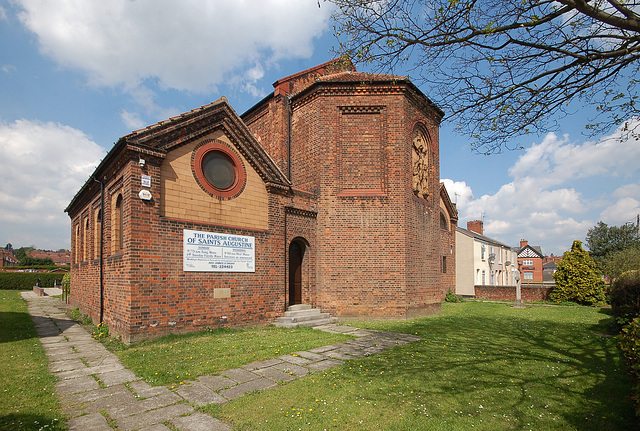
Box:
(22, 292), (420, 431)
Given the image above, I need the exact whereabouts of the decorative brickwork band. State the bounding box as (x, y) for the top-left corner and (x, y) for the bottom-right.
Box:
(285, 207), (318, 218)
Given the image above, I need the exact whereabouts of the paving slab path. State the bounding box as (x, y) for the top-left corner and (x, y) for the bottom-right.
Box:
(22, 292), (421, 430)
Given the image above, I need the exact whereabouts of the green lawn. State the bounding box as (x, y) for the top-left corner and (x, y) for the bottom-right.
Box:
(0, 290), (66, 431)
(115, 324), (353, 387)
(3, 291), (636, 431)
(208, 302), (636, 430)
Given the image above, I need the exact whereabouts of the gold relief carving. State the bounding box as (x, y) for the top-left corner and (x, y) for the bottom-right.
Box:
(412, 128), (430, 199)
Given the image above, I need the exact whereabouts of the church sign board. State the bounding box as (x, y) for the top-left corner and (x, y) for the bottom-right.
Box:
(183, 229), (255, 272)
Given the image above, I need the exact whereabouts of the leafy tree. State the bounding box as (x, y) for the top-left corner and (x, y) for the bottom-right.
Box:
(602, 247), (640, 281)
(585, 221), (640, 282)
(550, 240), (606, 305)
(586, 221), (640, 260)
(13, 247), (28, 261)
(329, 0), (640, 153)
(19, 256), (55, 267)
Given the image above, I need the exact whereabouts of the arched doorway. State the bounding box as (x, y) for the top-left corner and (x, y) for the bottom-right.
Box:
(289, 240), (305, 306)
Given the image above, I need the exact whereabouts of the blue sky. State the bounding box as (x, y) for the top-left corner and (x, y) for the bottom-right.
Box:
(0, 0), (638, 255)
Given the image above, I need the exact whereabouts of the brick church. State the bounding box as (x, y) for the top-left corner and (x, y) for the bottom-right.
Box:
(66, 59), (458, 343)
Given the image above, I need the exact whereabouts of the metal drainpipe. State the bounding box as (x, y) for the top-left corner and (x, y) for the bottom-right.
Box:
(93, 177), (105, 323)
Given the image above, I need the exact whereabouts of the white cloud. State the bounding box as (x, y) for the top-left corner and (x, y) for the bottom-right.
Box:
(0, 119), (105, 249)
(441, 179), (474, 208)
(613, 183), (640, 199)
(16, 0), (333, 93)
(600, 198), (640, 225)
(450, 119), (640, 255)
(1, 64), (16, 74)
(119, 110), (145, 130)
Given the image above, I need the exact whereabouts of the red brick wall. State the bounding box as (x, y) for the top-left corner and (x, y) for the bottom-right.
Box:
(283, 82), (447, 319)
(70, 150), (293, 343)
(474, 285), (553, 302)
(518, 256), (544, 282)
(69, 71), (454, 342)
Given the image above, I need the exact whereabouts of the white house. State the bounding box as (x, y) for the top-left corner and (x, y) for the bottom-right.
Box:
(455, 221), (516, 296)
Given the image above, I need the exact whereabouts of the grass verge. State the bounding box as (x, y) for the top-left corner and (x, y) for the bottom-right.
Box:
(208, 302), (636, 431)
(114, 325), (353, 387)
(0, 290), (66, 431)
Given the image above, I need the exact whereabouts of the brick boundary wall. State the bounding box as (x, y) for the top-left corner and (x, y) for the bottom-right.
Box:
(474, 284), (554, 302)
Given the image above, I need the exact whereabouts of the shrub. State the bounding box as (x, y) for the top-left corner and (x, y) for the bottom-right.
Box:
(445, 290), (463, 303)
(0, 272), (65, 290)
(550, 240), (606, 305)
(618, 317), (640, 416)
(611, 270), (640, 327)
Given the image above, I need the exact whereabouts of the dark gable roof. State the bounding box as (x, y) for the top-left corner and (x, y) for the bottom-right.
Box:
(67, 97), (290, 214)
(455, 226), (512, 249)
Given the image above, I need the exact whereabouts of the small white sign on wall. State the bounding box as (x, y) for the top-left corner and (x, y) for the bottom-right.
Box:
(183, 229), (255, 272)
(141, 175), (151, 187)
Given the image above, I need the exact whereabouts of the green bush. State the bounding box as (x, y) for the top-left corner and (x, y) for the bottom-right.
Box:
(0, 272), (65, 290)
(618, 317), (640, 416)
(611, 270), (640, 327)
(550, 240), (606, 305)
(445, 290), (463, 302)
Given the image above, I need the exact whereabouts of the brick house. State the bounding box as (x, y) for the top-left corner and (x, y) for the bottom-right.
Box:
(66, 59), (458, 343)
(29, 250), (71, 266)
(517, 239), (544, 282)
(0, 249), (19, 268)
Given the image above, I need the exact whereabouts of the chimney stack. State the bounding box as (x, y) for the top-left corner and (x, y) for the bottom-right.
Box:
(520, 239), (528, 249)
(467, 220), (483, 235)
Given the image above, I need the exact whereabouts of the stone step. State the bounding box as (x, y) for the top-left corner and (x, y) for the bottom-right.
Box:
(274, 306), (337, 328)
(287, 304), (312, 311)
(280, 311), (331, 324)
(283, 308), (323, 319)
(274, 316), (338, 329)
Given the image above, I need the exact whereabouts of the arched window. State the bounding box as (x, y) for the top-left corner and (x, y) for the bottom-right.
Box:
(84, 218), (90, 261)
(94, 208), (101, 260)
(440, 211), (449, 230)
(113, 194), (123, 252)
(75, 224), (81, 264)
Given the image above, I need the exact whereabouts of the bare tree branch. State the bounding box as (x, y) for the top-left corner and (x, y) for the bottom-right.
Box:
(329, 0), (640, 153)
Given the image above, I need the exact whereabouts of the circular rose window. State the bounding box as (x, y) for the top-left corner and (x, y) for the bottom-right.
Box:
(202, 151), (235, 190)
(193, 140), (246, 200)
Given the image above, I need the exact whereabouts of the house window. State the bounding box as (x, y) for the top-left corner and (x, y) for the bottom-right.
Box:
(524, 272), (534, 280)
(193, 139), (246, 200)
(482, 270), (486, 285)
(442, 256), (447, 273)
(523, 259), (533, 266)
(481, 245), (486, 260)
